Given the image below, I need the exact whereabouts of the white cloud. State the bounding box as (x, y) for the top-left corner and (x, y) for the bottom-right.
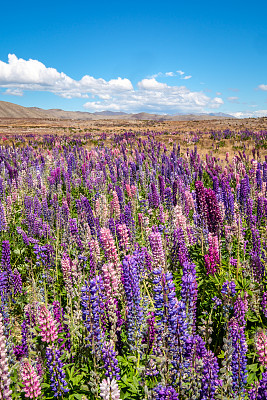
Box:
(259, 84), (267, 91)
(0, 54), (133, 98)
(0, 54), (224, 113)
(3, 88), (23, 96)
(227, 96), (239, 103)
(181, 75), (192, 80)
(231, 110), (267, 118)
(150, 71), (176, 78)
(138, 78), (167, 90)
(216, 92), (222, 95)
(84, 82), (224, 113)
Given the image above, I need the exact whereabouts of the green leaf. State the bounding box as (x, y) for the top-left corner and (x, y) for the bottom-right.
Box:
(247, 363), (259, 372)
(247, 372), (257, 384)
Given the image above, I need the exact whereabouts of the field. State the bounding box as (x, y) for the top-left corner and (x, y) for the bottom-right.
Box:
(1, 117), (267, 399)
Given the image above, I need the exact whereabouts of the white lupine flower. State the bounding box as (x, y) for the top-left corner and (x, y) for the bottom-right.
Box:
(99, 378), (121, 400)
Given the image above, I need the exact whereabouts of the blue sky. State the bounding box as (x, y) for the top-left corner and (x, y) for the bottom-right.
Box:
(0, 0), (267, 117)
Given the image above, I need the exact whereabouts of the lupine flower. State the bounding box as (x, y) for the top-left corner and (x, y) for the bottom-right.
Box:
(205, 188), (222, 234)
(116, 223), (130, 251)
(52, 301), (71, 351)
(112, 190), (121, 218)
(46, 346), (69, 397)
(262, 292), (267, 317)
(0, 312), (12, 400)
(181, 261), (198, 333)
(101, 340), (120, 380)
(38, 304), (58, 343)
(255, 330), (267, 368)
(200, 350), (220, 400)
(153, 383), (179, 399)
(102, 263), (120, 298)
(122, 255), (143, 348)
(20, 361), (41, 399)
(100, 228), (120, 267)
(221, 280), (236, 298)
(81, 276), (106, 354)
(1, 240), (12, 275)
(229, 315), (247, 394)
(149, 232), (165, 267)
(99, 377), (121, 400)
(257, 372), (267, 400)
(11, 268), (22, 295)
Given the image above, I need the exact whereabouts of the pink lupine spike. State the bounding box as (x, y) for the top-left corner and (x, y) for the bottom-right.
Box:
(38, 305), (58, 343)
(100, 227), (119, 267)
(117, 223), (130, 251)
(20, 361), (41, 399)
(125, 184), (132, 197)
(130, 185), (136, 197)
(0, 312), (12, 400)
(149, 232), (165, 267)
(102, 263), (119, 298)
(256, 330), (267, 368)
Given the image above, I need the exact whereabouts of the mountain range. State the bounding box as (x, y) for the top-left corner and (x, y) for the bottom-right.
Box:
(0, 100), (235, 121)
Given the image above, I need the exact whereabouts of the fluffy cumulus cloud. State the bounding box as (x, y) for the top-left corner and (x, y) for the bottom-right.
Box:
(231, 110), (267, 118)
(84, 79), (223, 113)
(259, 84), (267, 91)
(0, 54), (224, 113)
(0, 54), (132, 99)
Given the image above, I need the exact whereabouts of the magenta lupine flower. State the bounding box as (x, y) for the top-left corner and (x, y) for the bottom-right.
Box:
(125, 183), (132, 197)
(0, 312), (12, 400)
(20, 361), (41, 399)
(38, 305), (58, 343)
(100, 227), (119, 266)
(205, 188), (222, 234)
(130, 185), (136, 197)
(195, 180), (208, 224)
(116, 223), (130, 251)
(256, 330), (267, 368)
(204, 233), (220, 275)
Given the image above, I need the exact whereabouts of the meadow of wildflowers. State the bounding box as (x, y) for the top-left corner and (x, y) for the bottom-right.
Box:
(1, 130), (267, 399)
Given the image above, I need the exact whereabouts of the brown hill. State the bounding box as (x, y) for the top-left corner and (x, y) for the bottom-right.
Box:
(0, 100), (235, 121)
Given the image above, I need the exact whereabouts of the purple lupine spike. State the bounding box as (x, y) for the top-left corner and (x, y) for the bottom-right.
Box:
(200, 350), (220, 400)
(153, 384), (179, 399)
(1, 240), (12, 275)
(122, 255), (143, 348)
(205, 188), (222, 234)
(101, 341), (120, 380)
(52, 301), (71, 352)
(46, 346), (69, 396)
(151, 183), (160, 208)
(195, 181), (208, 225)
(228, 295), (248, 396)
(261, 292), (267, 318)
(158, 175), (165, 200)
(11, 268), (22, 295)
